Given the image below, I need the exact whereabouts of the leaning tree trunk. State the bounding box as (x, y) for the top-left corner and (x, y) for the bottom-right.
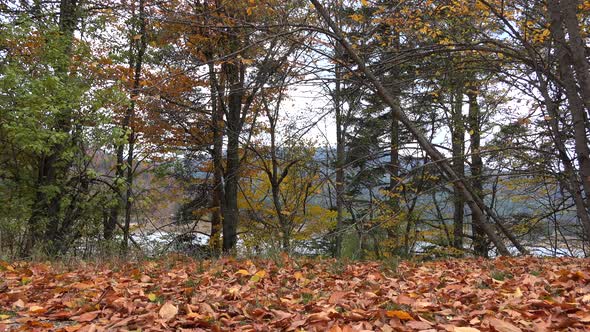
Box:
(310, 0), (528, 256)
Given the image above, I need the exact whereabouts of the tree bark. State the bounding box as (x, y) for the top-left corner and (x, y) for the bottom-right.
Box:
(451, 87), (466, 250)
(222, 61), (243, 253)
(209, 62), (223, 256)
(547, 0), (590, 242)
(467, 89), (487, 256)
(560, 0), (590, 115)
(334, 42), (345, 258)
(387, 31), (401, 251)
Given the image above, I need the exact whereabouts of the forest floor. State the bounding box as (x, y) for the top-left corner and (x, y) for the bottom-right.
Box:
(0, 255), (589, 331)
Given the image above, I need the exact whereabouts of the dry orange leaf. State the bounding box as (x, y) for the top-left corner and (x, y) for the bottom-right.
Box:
(386, 310), (412, 320)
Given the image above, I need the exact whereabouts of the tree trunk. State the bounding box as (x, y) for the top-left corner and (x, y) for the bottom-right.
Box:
(222, 61), (244, 254)
(104, 147), (122, 241)
(119, 0), (146, 253)
(387, 31), (401, 250)
(452, 87), (465, 250)
(334, 43), (345, 258)
(209, 62), (223, 256)
(467, 89), (487, 256)
(24, 0), (79, 257)
(547, 1), (590, 242)
(561, 0), (590, 115)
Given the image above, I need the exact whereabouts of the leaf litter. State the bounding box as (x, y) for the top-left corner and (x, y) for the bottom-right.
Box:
(0, 255), (588, 331)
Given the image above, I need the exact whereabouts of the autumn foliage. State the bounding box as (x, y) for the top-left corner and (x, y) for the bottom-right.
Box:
(0, 256), (589, 331)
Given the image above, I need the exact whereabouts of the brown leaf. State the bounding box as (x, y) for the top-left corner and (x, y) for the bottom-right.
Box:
(396, 294), (415, 305)
(406, 320), (432, 329)
(487, 317), (522, 332)
(12, 299), (25, 309)
(306, 312), (331, 323)
(454, 327), (481, 332)
(64, 324), (83, 332)
(159, 302), (178, 322)
(78, 323), (97, 332)
(328, 291), (348, 304)
(329, 324), (343, 332)
(71, 311), (100, 322)
(271, 309), (293, 321)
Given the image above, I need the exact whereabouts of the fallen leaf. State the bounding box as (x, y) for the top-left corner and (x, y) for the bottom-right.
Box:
(487, 317), (522, 332)
(236, 269), (250, 276)
(329, 324), (343, 332)
(406, 320), (431, 329)
(147, 293), (157, 302)
(306, 312), (331, 323)
(271, 309), (293, 320)
(328, 291), (348, 304)
(454, 327), (481, 332)
(159, 302), (178, 321)
(28, 305), (45, 313)
(386, 310), (412, 320)
(512, 287), (523, 298)
(71, 311), (99, 322)
(12, 299), (25, 309)
(396, 294), (415, 305)
(64, 324), (83, 332)
(250, 270), (266, 282)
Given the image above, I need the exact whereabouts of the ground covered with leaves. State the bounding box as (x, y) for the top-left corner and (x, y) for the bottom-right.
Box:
(0, 255), (589, 331)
